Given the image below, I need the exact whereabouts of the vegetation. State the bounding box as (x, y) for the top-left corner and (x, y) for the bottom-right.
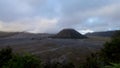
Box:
(100, 30), (120, 63)
(0, 46), (13, 68)
(80, 30), (120, 68)
(0, 47), (75, 68)
(105, 63), (120, 68)
(2, 54), (41, 68)
(43, 61), (75, 68)
(81, 53), (104, 68)
(0, 47), (41, 68)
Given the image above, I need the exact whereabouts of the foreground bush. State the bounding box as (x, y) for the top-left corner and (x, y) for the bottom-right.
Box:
(43, 61), (75, 68)
(0, 47), (75, 68)
(81, 53), (104, 68)
(0, 47), (13, 68)
(2, 53), (41, 68)
(100, 31), (120, 63)
(0, 47), (41, 68)
(81, 30), (120, 68)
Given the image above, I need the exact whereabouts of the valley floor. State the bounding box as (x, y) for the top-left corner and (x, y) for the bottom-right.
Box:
(0, 35), (110, 63)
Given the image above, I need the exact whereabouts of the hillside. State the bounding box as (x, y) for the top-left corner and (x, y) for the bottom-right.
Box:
(0, 31), (18, 38)
(86, 30), (119, 37)
(0, 31), (53, 39)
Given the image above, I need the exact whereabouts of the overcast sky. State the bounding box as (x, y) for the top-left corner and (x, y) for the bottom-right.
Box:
(0, 0), (120, 34)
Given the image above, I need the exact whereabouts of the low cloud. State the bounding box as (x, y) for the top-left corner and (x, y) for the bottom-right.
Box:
(0, 17), (59, 33)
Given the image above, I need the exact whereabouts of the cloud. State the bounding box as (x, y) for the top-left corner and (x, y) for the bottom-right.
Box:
(58, 0), (120, 32)
(0, 0), (48, 21)
(0, 17), (59, 33)
(81, 3), (120, 30)
(78, 29), (94, 34)
(0, 0), (120, 33)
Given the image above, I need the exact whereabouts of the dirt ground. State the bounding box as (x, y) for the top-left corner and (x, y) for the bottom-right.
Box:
(0, 34), (110, 63)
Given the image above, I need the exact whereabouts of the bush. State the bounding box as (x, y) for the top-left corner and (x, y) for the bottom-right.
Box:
(43, 61), (75, 68)
(2, 53), (41, 68)
(0, 46), (13, 68)
(0, 47), (75, 68)
(100, 31), (120, 63)
(81, 53), (104, 68)
(81, 31), (120, 68)
(0, 47), (41, 68)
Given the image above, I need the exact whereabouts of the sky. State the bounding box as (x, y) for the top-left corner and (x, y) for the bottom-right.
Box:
(0, 0), (120, 34)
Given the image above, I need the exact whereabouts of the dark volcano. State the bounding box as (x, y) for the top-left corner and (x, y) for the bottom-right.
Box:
(51, 29), (87, 39)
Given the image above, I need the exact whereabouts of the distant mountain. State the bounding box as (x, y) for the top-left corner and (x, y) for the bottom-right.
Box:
(86, 30), (120, 37)
(0, 31), (52, 39)
(51, 29), (87, 39)
(0, 31), (18, 38)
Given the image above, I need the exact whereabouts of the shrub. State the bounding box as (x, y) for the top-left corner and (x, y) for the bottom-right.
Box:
(81, 53), (104, 68)
(100, 31), (120, 63)
(2, 53), (41, 68)
(43, 61), (75, 68)
(0, 46), (13, 67)
(0, 47), (41, 68)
